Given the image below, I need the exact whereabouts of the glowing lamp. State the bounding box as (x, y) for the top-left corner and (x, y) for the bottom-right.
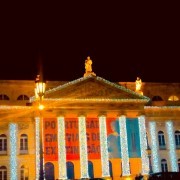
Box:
(35, 75), (46, 101)
(38, 104), (44, 110)
(35, 75), (46, 111)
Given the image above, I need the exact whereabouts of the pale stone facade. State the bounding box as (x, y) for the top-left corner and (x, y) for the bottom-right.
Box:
(0, 76), (180, 179)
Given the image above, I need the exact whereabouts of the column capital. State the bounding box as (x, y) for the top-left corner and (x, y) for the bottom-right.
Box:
(78, 112), (87, 117)
(98, 114), (106, 118)
(137, 111), (146, 116)
(117, 111), (127, 117)
(56, 111), (66, 117)
(165, 120), (173, 123)
(138, 114), (146, 118)
(57, 116), (65, 121)
(98, 111), (107, 117)
(118, 114), (126, 118)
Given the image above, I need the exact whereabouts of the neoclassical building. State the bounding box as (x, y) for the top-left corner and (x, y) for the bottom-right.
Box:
(0, 61), (180, 180)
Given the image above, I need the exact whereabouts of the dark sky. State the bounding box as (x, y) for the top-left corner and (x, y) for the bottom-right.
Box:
(0, 2), (179, 83)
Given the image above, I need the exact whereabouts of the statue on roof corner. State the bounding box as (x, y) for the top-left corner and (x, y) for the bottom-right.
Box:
(135, 77), (143, 95)
(84, 56), (96, 77)
(85, 56), (92, 72)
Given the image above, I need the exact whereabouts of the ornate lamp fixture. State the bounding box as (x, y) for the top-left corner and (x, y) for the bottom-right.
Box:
(35, 74), (46, 110)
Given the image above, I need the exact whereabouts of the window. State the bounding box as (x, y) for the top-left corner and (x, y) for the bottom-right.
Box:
(0, 94), (9, 100)
(0, 134), (7, 154)
(175, 131), (180, 148)
(17, 95), (29, 100)
(158, 131), (166, 149)
(168, 95), (179, 101)
(161, 159), (168, 172)
(0, 166), (7, 180)
(152, 96), (163, 101)
(20, 165), (28, 180)
(20, 134), (28, 153)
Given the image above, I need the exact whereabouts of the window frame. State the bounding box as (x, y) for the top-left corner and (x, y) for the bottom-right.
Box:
(20, 165), (29, 180)
(17, 95), (29, 101)
(161, 159), (168, 172)
(158, 131), (166, 149)
(20, 134), (28, 154)
(0, 134), (7, 154)
(175, 130), (180, 149)
(0, 94), (9, 100)
(0, 166), (7, 180)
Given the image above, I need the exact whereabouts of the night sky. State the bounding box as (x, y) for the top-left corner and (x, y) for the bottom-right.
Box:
(0, 2), (179, 83)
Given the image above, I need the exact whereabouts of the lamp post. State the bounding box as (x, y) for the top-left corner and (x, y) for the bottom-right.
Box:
(35, 74), (46, 180)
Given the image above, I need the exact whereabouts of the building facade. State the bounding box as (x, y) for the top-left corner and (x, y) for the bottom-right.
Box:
(0, 74), (180, 180)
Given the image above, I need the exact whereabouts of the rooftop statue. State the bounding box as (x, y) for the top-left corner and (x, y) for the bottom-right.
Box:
(84, 56), (96, 77)
(135, 77), (143, 95)
(85, 56), (92, 73)
(136, 77), (142, 91)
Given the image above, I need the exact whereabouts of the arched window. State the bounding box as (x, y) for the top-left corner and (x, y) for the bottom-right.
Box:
(0, 166), (7, 180)
(20, 134), (28, 153)
(20, 165), (29, 180)
(178, 159), (180, 172)
(168, 95), (179, 101)
(152, 96), (163, 101)
(161, 159), (168, 172)
(45, 162), (55, 180)
(88, 161), (94, 179)
(0, 94), (9, 100)
(0, 134), (7, 154)
(175, 131), (180, 149)
(17, 95), (29, 100)
(158, 131), (166, 149)
(66, 162), (74, 179)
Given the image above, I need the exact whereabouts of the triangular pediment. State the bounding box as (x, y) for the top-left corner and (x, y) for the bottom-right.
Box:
(45, 75), (149, 102)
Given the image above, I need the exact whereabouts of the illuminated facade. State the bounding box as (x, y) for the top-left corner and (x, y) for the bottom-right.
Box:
(0, 76), (180, 180)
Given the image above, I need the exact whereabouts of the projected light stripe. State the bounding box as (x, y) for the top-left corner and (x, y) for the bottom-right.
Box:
(10, 123), (18, 180)
(119, 116), (130, 176)
(35, 117), (40, 180)
(99, 116), (110, 177)
(149, 121), (160, 173)
(166, 121), (178, 172)
(58, 117), (67, 179)
(79, 116), (89, 178)
(138, 116), (149, 175)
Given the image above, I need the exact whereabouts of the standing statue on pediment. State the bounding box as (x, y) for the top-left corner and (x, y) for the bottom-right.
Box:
(136, 77), (142, 91)
(85, 56), (92, 73)
(84, 56), (96, 77)
(135, 77), (143, 95)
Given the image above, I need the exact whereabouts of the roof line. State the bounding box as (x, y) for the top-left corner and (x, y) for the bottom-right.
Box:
(30, 75), (150, 102)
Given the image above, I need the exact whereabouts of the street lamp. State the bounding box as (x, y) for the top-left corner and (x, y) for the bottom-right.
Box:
(35, 75), (46, 109)
(35, 74), (46, 180)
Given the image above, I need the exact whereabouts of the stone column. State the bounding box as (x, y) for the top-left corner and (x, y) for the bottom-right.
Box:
(165, 121), (178, 172)
(57, 117), (67, 179)
(149, 121), (160, 173)
(78, 116), (89, 178)
(118, 115), (130, 176)
(138, 115), (149, 175)
(35, 117), (40, 180)
(9, 123), (18, 180)
(99, 115), (110, 177)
